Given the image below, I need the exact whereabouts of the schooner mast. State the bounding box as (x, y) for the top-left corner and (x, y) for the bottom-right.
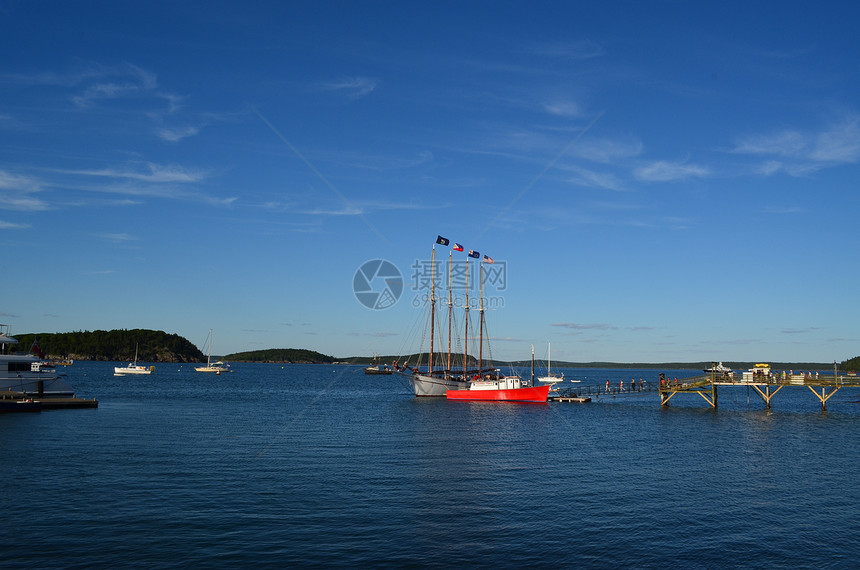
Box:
(463, 258), (470, 377)
(429, 245), (436, 376)
(478, 260), (485, 376)
(447, 250), (453, 375)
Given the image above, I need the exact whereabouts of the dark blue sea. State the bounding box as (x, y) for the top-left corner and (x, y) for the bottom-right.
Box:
(3, 362), (860, 568)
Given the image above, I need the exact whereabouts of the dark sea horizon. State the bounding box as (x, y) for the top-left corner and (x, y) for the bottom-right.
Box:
(2, 362), (859, 568)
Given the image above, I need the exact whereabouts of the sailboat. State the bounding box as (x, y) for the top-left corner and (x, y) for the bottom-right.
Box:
(364, 353), (392, 375)
(397, 241), (471, 396)
(537, 342), (564, 383)
(195, 330), (232, 373)
(114, 344), (153, 375)
(396, 236), (549, 402)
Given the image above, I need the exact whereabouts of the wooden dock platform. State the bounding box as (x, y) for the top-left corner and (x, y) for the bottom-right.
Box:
(1, 392), (98, 412)
(551, 396), (591, 403)
(37, 396), (99, 410)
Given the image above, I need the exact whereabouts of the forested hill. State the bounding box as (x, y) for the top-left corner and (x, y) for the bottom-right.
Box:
(224, 348), (335, 364)
(12, 329), (205, 362)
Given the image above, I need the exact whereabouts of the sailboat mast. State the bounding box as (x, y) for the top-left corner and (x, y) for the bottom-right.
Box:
(447, 250), (452, 374)
(478, 261), (484, 375)
(464, 260), (470, 376)
(429, 246), (436, 375)
(531, 344), (535, 383)
(207, 329), (213, 366)
(548, 342), (551, 376)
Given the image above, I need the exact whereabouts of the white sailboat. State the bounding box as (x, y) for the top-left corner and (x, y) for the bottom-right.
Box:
(195, 330), (231, 373)
(537, 342), (564, 383)
(114, 344), (153, 375)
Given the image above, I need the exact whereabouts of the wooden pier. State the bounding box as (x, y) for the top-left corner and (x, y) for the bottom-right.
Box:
(658, 370), (858, 411)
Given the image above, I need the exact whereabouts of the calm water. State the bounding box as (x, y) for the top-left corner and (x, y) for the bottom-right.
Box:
(2, 362), (860, 568)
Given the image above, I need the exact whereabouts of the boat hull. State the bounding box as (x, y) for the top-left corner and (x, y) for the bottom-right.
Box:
(447, 384), (551, 403)
(364, 367), (392, 375)
(114, 366), (152, 375)
(406, 372), (470, 397)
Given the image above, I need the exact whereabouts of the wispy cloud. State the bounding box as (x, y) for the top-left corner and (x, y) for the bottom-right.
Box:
(61, 162), (206, 183)
(323, 77), (377, 97)
(157, 126), (200, 142)
(634, 160), (710, 182)
(0, 220), (31, 229)
(92, 232), (137, 243)
(0, 170), (50, 211)
(565, 166), (625, 191)
(543, 100), (582, 118)
(71, 63), (158, 107)
(552, 322), (617, 330)
(571, 137), (643, 164)
(781, 327), (822, 334)
(290, 198), (443, 217)
(763, 205), (805, 214)
(732, 114), (860, 175)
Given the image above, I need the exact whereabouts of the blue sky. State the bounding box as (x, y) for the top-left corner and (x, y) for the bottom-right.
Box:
(2, 1), (859, 363)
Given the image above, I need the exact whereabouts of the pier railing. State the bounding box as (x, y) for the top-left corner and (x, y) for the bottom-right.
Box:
(549, 372), (860, 411)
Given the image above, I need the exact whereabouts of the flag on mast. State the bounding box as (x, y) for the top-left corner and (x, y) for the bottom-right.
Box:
(435, 235), (450, 246)
(468, 250), (480, 259)
(453, 243), (464, 252)
(483, 255), (494, 264)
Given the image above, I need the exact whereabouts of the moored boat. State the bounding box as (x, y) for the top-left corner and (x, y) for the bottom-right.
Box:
(195, 330), (232, 373)
(0, 325), (76, 396)
(398, 236), (546, 402)
(537, 342), (564, 383)
(364, 353), (392, 375)
(115, 344), (153, 375)
(447, 376), (551, 403)
(395, 237), (478, 396)
(115, 362), (154, 375)
(704, 362), (733, 375)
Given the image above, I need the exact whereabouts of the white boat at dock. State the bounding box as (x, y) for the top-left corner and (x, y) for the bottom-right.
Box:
(0, 324), (76, 396)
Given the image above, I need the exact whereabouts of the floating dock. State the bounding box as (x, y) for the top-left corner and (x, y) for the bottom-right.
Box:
(0, 392), (98, 412)
(551, 396), (592, 403)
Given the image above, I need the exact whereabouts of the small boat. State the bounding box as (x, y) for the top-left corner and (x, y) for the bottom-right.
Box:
(115, 344), (153, 375)
(195, 330), (232, 373)
(704, 362), (732, 374)
(364, 353), (392, 375)
(447, 375), (551, 403)
(537, 342), (564, 383)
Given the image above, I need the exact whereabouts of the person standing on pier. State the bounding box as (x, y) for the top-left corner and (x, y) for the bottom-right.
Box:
(631, 378), (636, 391)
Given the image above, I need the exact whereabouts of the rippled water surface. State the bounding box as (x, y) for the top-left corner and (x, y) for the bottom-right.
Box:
(2, 363), (859, 568)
